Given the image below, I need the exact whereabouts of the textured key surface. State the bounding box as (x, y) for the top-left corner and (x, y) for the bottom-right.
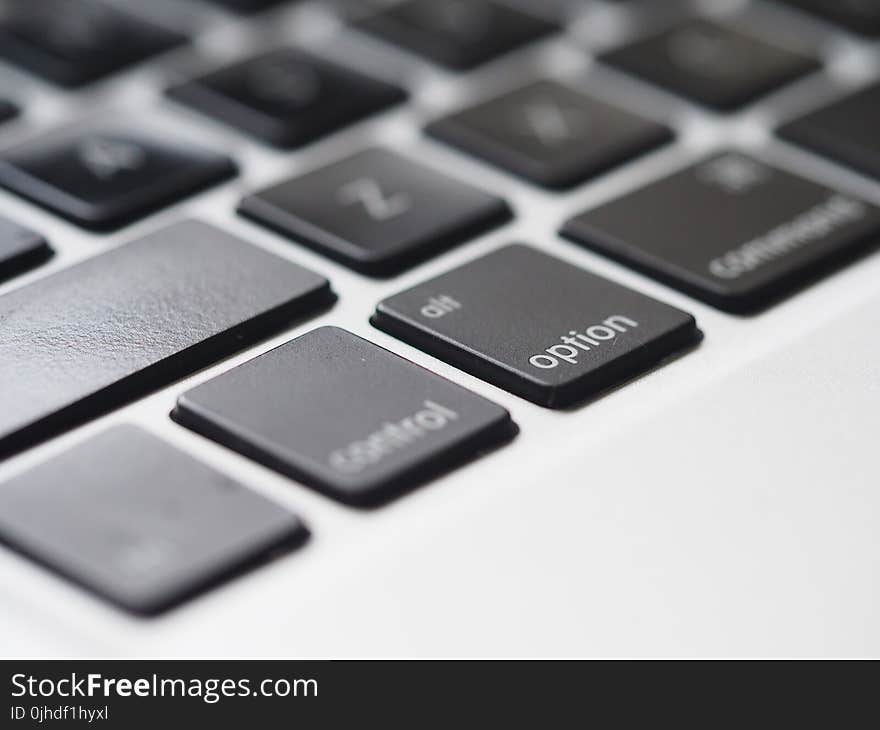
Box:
(167, 48), (406, 148)
(0, 216), (51, 283)
(0, 0), (185, 87)
(0, 426), (307, 614)
(372, 245), (700, 408)
(775, 0), (880, 36)
(601, 20), (819, 111)
(354, 0), (558, 71)
(174, 327), (515, 506)
(0, 129), (236, 230)
(239, 147), (512, 276)
(426, 80), (672, 189)
(562, 152), (880, 313)
(0, 220), (332, 458)
(779, 82), (880, 181)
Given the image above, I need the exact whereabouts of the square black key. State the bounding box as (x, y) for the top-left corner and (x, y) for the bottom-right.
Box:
(774, 0), (880, 37)
(779, 82), (880, 182)
(426, 80), (673, 189)
(601, 19), (820, 111)
(562, 152), (880, 313)
(166, 48), (406, 149)
(0, 129), (236, 230)
(0, 99), (18, 125)
(0, 216), (51, 283)
(372, 245), (700, 408)
(354, 0), (558, 71)
(173, 327), (515, 507)
(0, 426), (307, 614)
(0, 0), (185, 87)
(238, 147), (512, 276)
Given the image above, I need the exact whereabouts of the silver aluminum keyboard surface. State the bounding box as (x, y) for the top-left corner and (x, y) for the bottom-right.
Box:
(0, 0), (878, 657)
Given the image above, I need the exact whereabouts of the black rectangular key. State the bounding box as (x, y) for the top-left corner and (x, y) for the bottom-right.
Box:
(562, 152), (880, 313)
(0, 216), (51, 283)
(353, 0), (558, 71)
(0, 220), (332, 458)
(238, 147), (512, 276)
(426, 80), (672, 189)
(774, 0), (880, 37)
(601, 19), (820, 111)
(0, 0), (185, 87)
(0, 99), (18, 125)
(372, 245), (700, 408)
(778, 82), (880, 182)
(0, 128), (236, 230)
(0, 426), (307, 614)
(174, 327), (515, 507)
(205, 0), (290, 13)
(166, 48), (406, 149)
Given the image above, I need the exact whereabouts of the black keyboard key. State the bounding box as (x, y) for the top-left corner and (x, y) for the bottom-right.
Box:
(601, 19), (820, 111)
(0, 129), (236, 230)
(778, 82), (880, 181)
(426, 80), (672, 189)
(0, 99), (18, 125)
(239, 147), (512, 276)
(372, 245), (700, 408)
(354, 0), (558, 71)
(174, 326), (515, 507)
(0, 220), (332, 458)
(775, 0), (880, 37)
(562, 152), (880, 313)
(0, 0), (185, 87)
(0, 216), (51, 283)
(205, 0), (290, 13)
(0, 426), (307, 614)
(167, 48), (406, 149)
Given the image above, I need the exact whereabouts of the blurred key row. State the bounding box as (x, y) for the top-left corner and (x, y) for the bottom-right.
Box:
(1, 75), (879, 289)
(0, 0), (870, 114)
(0, 0), (877, 93)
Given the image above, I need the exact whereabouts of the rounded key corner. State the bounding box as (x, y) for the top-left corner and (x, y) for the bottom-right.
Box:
(485, 407), (519, 442)
(322, 415), (519, 511)
(297, 323), (350, 341)
(117, 517), (310, 617)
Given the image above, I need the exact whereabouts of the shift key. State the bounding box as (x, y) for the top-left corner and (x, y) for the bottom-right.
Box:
(0, 220), (332, 457)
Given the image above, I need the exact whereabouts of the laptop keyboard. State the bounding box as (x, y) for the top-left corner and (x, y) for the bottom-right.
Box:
(0, 0), (878, 616)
